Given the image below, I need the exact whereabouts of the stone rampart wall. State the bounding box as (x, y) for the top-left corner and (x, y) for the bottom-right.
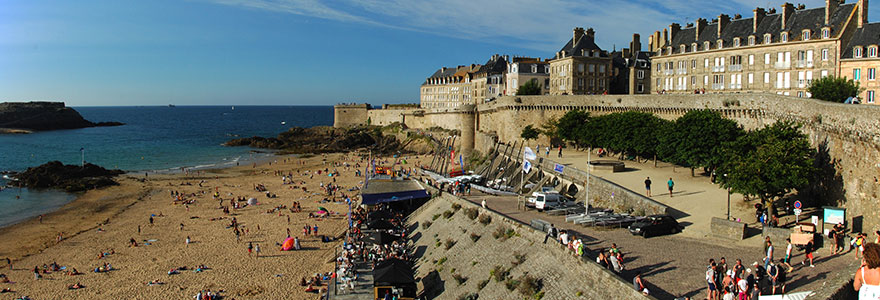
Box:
(332, 104), (369, 128)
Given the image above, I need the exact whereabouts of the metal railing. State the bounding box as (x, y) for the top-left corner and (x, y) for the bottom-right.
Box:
(712, 66), (725, 72)
(712, 83), (725, 90)
(774, 61), (790, 69)
(728, 65), (742, 72)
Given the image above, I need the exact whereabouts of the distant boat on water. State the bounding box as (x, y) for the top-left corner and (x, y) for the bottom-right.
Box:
(281, 121), (286, 125)
(231, 106), (235, 110)
(168, 104), (176, 107)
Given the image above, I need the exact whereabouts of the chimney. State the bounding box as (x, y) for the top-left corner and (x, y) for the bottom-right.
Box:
(623, 48), (631, 58)
(858, 0), (868, 28)
(692, 18), (706, 41)
(781, 3), (794, 30)
(826, 0), (839, 25)
(585, 27), (596, 39)
(662, 28), (669, 48)
(718, 14), (730, 37)
(669, 23), (681, 41)
(734, 14), (742, 20)
(631, 33), (642, 52)
(441, 67), (447, 72)
(573, 27), (585, 44)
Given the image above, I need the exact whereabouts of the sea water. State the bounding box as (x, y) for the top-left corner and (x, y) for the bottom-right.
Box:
(0, 105), (333, 227)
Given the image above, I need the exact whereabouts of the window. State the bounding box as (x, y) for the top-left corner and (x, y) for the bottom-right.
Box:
(764, 35), (772, 44)
(869, 91), (876, 103)
(749, 55), (754, 65)
(764, 53), (771, 64)
(637, 84), (644, 93)
(598, 65), (606, 73)
(717, 40), (724, 49)
(588, 64), (595, 73)
(869, 68), (876, 80)
(822, 49), (829, 61)
(705, 58), (709, 68)
(692, 59), (697, 69)
(748, 73), (754, 84)
(637, 70), (645, 79)
(822, 28), (831, 39)
(821, 70), (829, 77)
(692, 44), (698, 52)
(531, 65), (538, 73)
(734, 38), (741, 47)
(764, 72), (770, 83)
(681, 45), (686, 53)
(691, 76), (696, 85)
(578, 64), (584, 72)
(855, 47), (863, 58)
(854, 68), (862, 80)
(748, 36), (755, 46)
(781, 32), (788, 42)
(704, 75), (709, 85)
(802, 30), (810, 41)
(870, 46), (878, 57)
(704, 41), (711, 50)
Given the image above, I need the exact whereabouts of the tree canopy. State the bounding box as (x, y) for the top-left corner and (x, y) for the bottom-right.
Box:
(516, 79), (543, 95)
(808, 76), (861, 103)
(520, 125), (540, 140)
(664, 110), (744, 172)
(555, 110), (590, 143)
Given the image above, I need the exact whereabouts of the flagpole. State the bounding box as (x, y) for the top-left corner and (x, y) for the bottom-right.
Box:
(585, 147), (591, 215)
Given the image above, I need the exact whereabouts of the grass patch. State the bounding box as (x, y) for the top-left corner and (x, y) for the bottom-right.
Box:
(445, 238), (457, 250)
(512, 252), (527, 267)
(478, 214), (492, 225)
(517, 275), (543, 297)
(422, 221), (432, 229)
(490, 265), (510, 282)
(436, 257), (447, 265)
(442, 210), (455, 219)
(492, 227), (517, 241)
(504, 278), (520, 291)
(477, 279), (489, 290)
(457, 292), (478, 300)
(452, 273), (468, 285)
(452, 203), (462, 211)
(432, 213), (441, 221)
(464, 207), (479, 220)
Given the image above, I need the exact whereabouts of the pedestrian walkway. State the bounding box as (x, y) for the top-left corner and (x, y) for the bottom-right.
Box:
(330, 261), (373, 300)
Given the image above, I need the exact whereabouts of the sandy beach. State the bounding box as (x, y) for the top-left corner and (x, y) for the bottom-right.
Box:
(0, 153), (373, 299)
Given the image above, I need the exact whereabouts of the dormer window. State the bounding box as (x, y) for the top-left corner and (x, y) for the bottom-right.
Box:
(717, 40), (724, 49)
(855, 46), (863, 58)
(704, 41), (711, 50)
(822, 28), (831, 39)
(802, 30), (811, 41)
(692, 43), (698, 52)
(733, 38), (741, 47)
(748, 36), (755, 46)
(680, 45), (687, 53)
(531, 65), (538, 73)
(870, 46), (878, 58)
(780, 32), (789, 42)
(764, 34), (772, 44)
(666, 47), (672, 55)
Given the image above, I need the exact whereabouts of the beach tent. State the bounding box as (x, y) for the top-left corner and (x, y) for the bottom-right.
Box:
(247, 198), (258, 205)
(280, 237), (294, 251)
(373, 259), (415, 286)
(368, 231), (400, 245)
(317, 206), (329, 212)
(367, 219), (395, 230)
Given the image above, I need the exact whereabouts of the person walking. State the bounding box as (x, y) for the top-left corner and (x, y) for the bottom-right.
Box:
(5, 257), (11, 270)
(185, 236), (191, 247)
(247, 242), (253, 257)
(765, 240), (774, 270)
(667, 178), (675, 197)
(544, 224), (557, 244)
(254, 243), (261, 258)
(557, 146), (562, 158)
(802, 238), (815, 268)
(781, 238), (794, 272)
(644, 177), (652, 197)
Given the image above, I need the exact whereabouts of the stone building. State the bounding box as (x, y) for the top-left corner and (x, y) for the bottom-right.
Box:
(549, 27), (613, 95)
(504, 56), (550, 96)
(649, 0), (865, 97)
(611, 34), (653, 94)
(420, 65), (479, 109)
(472, 54), (508, 103)
(839, 22), (880, 104)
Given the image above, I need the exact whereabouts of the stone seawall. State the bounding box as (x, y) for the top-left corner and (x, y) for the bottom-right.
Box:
(408, 190), (653, 299)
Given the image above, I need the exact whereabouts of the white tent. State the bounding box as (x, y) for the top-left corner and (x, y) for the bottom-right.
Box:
(247, 197), (258, 205)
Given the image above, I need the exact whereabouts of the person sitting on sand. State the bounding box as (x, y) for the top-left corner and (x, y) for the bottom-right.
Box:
(147, 279), (164, 286)
(300, 277), (308, 286)
(129, 238), (138, 247)
(305, 284), (317, 292)
(67, 268), (80, 276)
(0, 287), (12, 293)
(68, 282), (84, 290)
(0, 274), (9, 283)
(167, 268), (179, 275)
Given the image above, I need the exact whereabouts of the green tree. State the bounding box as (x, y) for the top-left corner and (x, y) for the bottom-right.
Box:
(538, 116), (559, 141)
(516, 79), (543, 95)
(808, 76), (862, 102)
(667, 110), (744, 176)
(555, 110), (590, 143)
(520, 125), (539, 141)
(717, 120), (816, 216)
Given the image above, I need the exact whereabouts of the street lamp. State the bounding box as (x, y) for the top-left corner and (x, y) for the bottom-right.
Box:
(724, 174), (730, 220)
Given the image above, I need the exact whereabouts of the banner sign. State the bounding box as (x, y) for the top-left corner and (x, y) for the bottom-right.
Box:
(554, 164), (564, 173)
(523, 147), (537, 161)
(522, 160), (532, 173)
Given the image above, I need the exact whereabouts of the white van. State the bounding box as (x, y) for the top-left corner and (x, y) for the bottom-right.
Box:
(532, 192), (564, 211)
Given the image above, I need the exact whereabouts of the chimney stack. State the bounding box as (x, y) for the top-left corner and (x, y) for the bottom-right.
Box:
(781, 3), (794, 30)
(753, 8), (766, 33)
(858, 0), (868, 28)
(631, 33), (642, 52)
(696, 18), (708, 40)
(585, 27), (596, 39)
(662, 28), (669, 49)
(573, 27), (585, 44)
(718, 14), (730, 37)
(669, 23), (681, 41)
(825, 0), (839, 25)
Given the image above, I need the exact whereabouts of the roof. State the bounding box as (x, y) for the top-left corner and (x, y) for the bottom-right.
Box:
(476, 55), (507, 75)
(558, 34), (607, 58)
(361, 179), (429, 205)
(373, 259), (415, 286)
(842, 22), (880, 58)
(667, 3), (855, 54)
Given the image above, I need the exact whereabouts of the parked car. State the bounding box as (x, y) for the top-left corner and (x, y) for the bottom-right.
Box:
(628, 215), (682, 238)
(532, 192), (565, 212)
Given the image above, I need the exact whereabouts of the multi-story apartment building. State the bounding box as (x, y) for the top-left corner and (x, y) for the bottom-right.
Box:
(472, 54), (508, 102)
(650, 0), (866, 97)
(420, 65), (479, 109)
(549, 27), (613, 95)
(840, 22), (880, 104)
(505, 56), (550, 96)
(611, 34), (653, 94)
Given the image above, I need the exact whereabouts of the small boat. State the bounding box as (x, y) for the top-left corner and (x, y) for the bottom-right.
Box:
(231, 106), (235, 110)
(281, 121), (286, 125)
(168, 104), (176, 107)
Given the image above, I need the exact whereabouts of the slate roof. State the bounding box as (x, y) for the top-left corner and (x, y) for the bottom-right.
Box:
(557, 35), (608, 58)
(842, 22), (880, 58)
(475, 55), (507, 75)
(667, 3), (855, 54)
(426, 67), (457, 79)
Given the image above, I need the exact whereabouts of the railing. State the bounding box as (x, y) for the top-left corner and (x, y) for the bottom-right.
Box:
(664, 70), (674, 75)
(712, 83), (725, 90)
(677, 68), (687, 75)
(728, 65), (742, 72)
(728, 83), (741, 89)
(795, 60), (813, 68)
(712, 66), (725, 72)
(774, 61), (790, 69)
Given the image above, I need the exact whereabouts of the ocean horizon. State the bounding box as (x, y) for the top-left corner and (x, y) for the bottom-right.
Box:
(0, 105), (335, 227)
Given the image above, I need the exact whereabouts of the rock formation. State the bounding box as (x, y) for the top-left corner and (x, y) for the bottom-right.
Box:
(225, 125), (408, 154)
(0, 102), (124, 132)
(10, 161), (125, 192)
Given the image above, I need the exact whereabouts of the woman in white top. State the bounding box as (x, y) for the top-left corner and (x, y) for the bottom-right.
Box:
(854, 243), (880, 299)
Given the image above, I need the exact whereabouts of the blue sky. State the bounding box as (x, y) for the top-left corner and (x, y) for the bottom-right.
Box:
(0, 0), (871, 106)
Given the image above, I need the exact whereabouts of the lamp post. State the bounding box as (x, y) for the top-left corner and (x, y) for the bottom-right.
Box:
(724, 174), (730, 220)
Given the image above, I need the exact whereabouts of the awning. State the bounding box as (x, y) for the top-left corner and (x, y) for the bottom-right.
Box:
(361, 190), (430, 205)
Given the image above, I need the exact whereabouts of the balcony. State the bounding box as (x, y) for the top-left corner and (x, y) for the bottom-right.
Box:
(664, 70), (675, 75)
(728, 83), (742, 89)
(795, 60), (814, 68)
(712, 83), (725, 90)
(797, 79), (814, 88)
(728, 65), (743, 72)
(774, 61), (791, 69)
(677, 68), (688, 75)
(676, 85), (687, 91)
(712, 66), (725, 72)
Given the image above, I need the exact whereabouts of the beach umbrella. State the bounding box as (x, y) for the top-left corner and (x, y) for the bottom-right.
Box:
(317, 206), (328, 212)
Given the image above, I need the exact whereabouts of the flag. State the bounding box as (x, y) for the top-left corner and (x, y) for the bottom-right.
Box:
(523, 147), (536, 160)
(522, 160), (532, 173)
(459, 155), (464, 168)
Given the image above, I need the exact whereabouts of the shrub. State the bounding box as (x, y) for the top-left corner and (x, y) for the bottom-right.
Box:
(534, 291), (545, 299)
(517, 275), (542, 296)
(490, 265), (509, 282)
(464, 207), (479, 220)
(512, 252), (527, 267)
(492, 227), (505, 239)
(452, 203), (462, 211)
(422, 221), (432, 229)
(437, 257), (447, 265)
(456, 292), (478, 300)
(435, 240), (441, 247)
(452, 273), (468, 285)
(493, 227), (516, 241)
(443, 210), (455, 219)
(470, 233), (481, 242)
(576, 291), (583, 297)
(445, 238), (456, 250)
(478, 214), (492, 225)
(477, 279), (489, 290)
(504, 278), (520, 291)
(432, 213), (441, 221)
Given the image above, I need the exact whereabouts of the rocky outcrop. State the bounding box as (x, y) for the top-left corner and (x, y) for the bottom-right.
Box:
(11, 161), (125, 192)
(0, 102), (124, 132)
(225, 125), (404, 154)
